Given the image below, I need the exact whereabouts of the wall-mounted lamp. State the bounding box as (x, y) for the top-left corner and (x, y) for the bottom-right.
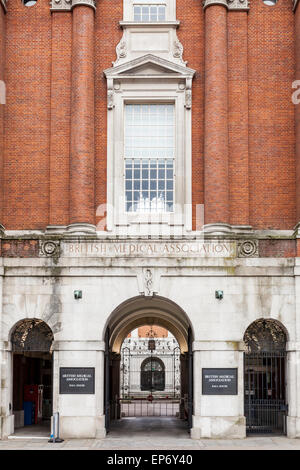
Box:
(215, 290), (224, 300)
(74, 290), (82, 300)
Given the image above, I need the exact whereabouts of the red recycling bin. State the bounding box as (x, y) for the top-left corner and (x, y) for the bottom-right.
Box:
(24, 385), (43, 424)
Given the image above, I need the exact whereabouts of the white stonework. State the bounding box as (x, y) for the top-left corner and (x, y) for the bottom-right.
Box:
(50, 0), (96, 11)
(203, 0), (249, 10)
(0, 242), (299, 439)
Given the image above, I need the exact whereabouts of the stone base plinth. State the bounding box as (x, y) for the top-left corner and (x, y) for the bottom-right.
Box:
(191, 415), (246, 439)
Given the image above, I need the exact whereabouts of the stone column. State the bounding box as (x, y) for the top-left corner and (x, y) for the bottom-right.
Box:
(69, 0), (96, 234)
(295, 1), (300, 230)
(0, 341), (14, 439)
(191, 341), (246, 439)
(203, 0), (230, 234)
(0, 1), (6, 229)
(287, 258), (300, 437)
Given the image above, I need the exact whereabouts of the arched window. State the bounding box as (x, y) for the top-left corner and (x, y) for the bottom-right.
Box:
(141, 357), (165, 392)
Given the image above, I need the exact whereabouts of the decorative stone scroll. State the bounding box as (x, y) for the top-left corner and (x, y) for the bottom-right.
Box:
(237, 240), (258, 258)
(114, 40), (127, 65)
(227, 0), (249, 11)
(185, 78), (192, 110)
(51, 0), (72, 10)
(51, 0), (96, 11)
(107, 79), (114, 110)
(39, 240), (61, 258)
(173, 39), (187, 66)
(71, 0), (96, 10)
(203, 0), (249, 9)
(203, 0), (228, 9)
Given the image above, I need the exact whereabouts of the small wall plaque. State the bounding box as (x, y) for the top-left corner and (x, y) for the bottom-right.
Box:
(202, 368), (238, 395)
(59, 367), (95, 394)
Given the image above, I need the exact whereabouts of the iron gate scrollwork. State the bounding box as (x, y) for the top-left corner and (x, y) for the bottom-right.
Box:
(11, 319), (53, 352)
(120, 337), (181, 418)
(244, 319), (287, 435)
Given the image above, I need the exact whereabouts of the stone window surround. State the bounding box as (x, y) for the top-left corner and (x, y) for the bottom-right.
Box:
(103, 57), (195, 235)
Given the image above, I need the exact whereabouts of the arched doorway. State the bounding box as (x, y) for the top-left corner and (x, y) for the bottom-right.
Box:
(103, 296), (193, 435)
(140, 357), (166, 392)
(11, 319), (53, 435)
(244, 319), (288, 435)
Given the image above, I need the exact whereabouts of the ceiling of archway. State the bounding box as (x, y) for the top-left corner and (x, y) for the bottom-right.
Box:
(106, 296), (191, 354)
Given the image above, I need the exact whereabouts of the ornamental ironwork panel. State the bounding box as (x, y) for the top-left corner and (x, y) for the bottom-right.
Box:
(120, 339), (180, 399)
(244, 319), (287, 353)
(11, 319), (53, 352)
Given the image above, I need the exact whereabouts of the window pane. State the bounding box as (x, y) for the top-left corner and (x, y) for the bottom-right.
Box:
(133, 4), (166, 22)
(133, 6), (141, 21)
(124, 104), (175, 213)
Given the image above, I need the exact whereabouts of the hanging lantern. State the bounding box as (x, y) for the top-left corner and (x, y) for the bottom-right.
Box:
(148, 339), (156, 351)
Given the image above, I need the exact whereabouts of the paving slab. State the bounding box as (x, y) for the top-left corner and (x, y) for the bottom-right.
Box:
(1, 418), (300, 450)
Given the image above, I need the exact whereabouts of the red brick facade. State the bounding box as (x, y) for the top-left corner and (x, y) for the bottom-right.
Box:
(0, 0), (298, 236)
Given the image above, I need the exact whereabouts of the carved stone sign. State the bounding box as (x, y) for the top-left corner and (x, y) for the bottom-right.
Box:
(59, 367), (95, 394)
(61, 240), (237, 258)
(202, 368), (238, 395)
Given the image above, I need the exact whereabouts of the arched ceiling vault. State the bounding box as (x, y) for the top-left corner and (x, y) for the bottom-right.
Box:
(105, 296), (192, 354)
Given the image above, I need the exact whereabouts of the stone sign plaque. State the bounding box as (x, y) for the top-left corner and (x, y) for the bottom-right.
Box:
(202, 368), (238, 395)
(61, 240), (237, 258)
(59, 367), (95, 394)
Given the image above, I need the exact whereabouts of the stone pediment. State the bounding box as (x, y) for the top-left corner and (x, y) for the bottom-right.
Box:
(104, 54), (196, 80)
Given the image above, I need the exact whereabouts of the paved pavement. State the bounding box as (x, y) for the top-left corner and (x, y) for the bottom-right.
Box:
(1, 417), (300, 450)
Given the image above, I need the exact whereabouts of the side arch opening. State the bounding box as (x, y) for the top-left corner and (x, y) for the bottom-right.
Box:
(10, 319), (54, 436)
(243, 318), (288, 435)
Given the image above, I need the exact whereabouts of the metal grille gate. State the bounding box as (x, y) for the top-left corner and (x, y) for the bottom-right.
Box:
(120, 342), (181, 417)
(244, 320), (287, 435)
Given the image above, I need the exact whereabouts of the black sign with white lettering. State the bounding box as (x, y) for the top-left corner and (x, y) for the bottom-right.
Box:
(202, 368), (238, 395)
(59, 367), (95, 394)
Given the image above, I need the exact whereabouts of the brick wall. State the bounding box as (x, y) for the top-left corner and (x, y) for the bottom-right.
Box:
(0, 0), (297, 233)
(248, 0), (296, 230)
(0, 3), (5, 225)
(176, 0), (205, 230)
(3, 0), (51, 230)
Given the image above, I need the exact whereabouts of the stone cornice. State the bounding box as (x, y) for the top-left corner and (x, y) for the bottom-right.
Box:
(203, 0), (249, 10)
(0, 0), (7, 13)
(51, 0), (96, 11)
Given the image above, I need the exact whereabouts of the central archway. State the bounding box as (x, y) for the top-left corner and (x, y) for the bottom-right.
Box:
(103, 295), (194, 435)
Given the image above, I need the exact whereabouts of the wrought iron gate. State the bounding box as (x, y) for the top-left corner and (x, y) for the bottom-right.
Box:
(120, 346), (181, 399)
(244, 319), (287, 435)
(119, 336), (181, 417)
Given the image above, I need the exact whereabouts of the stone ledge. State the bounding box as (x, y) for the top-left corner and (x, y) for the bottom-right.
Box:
(193, 341), (246, 352)
(52, 340), (105, 351)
